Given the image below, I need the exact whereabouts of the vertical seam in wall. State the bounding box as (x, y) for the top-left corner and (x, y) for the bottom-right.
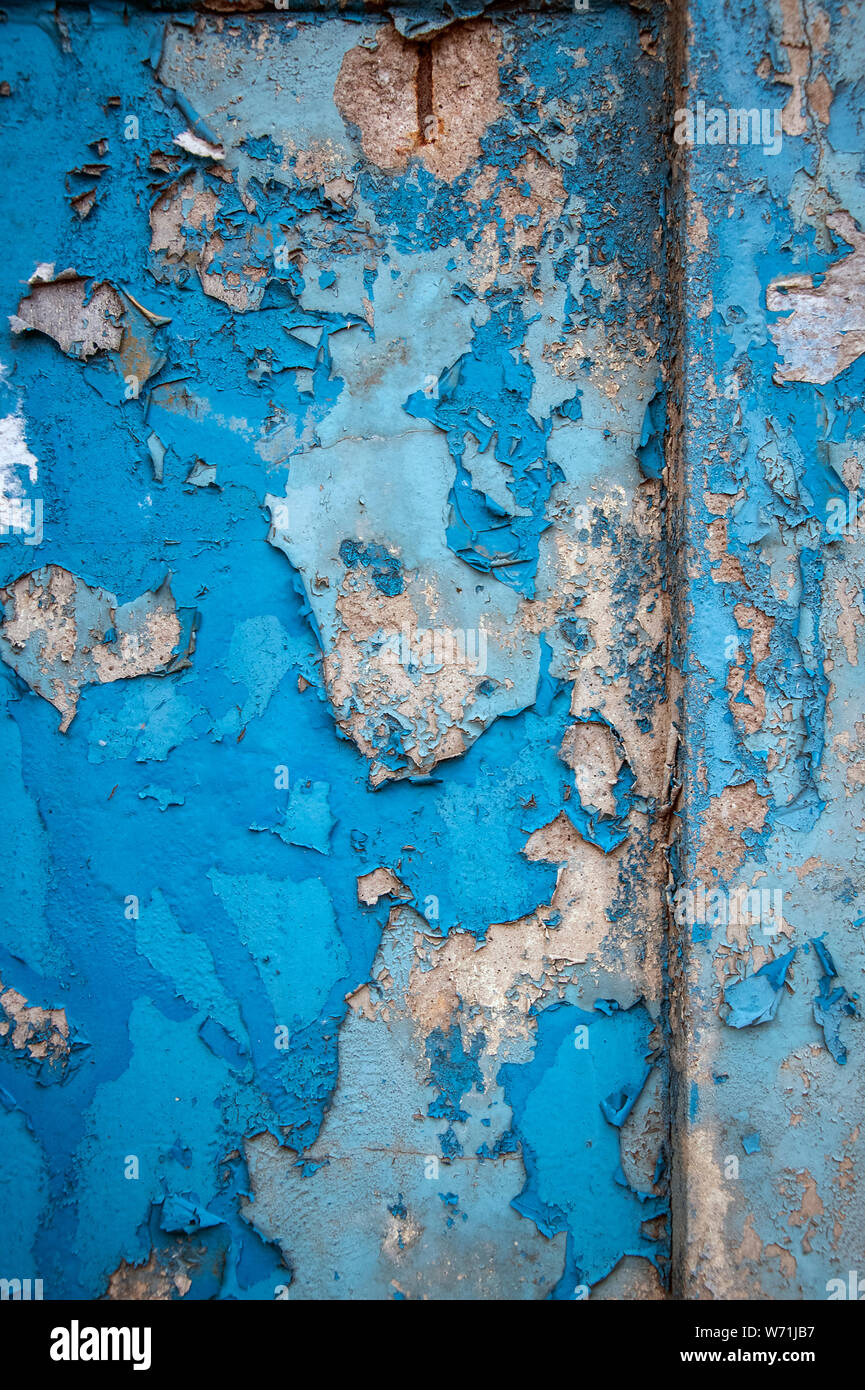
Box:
(415, 40), (435, 143)
(664, 0), (692, 1303)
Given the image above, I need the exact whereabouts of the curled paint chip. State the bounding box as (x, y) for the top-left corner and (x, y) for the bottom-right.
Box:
(810, 934), (857, 1065)
(160, 1194), (223, 1236)
(723, 949), (796, 1029)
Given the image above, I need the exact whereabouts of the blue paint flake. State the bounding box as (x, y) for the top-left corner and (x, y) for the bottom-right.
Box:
(723, 951), (796, 1029)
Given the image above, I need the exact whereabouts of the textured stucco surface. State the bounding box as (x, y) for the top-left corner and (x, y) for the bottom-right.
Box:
(0, 0), (861, 1302)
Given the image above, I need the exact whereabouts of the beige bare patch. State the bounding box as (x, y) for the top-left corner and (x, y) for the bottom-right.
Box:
(106, 1252), (192, 1301)
(150, 174), (219, 261)
(695, 781), (769, 882)
(561, 719), (621, 817)
(322, 575), (496, 786)
(0, 566), (184, 731)
(334, 21), (502, 183)
(727, 666), (766, 736)
(737, 1212), (763, 1264)
(357, 867), (412, 907)
(12, 270), (123, 358)
(0, 978), (69, 1062)
(834, 577), (861, 665)
(786, 1169), (824, 1253)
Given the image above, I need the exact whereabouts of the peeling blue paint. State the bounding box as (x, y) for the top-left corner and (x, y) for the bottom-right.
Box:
(6, 0), (857, 1307)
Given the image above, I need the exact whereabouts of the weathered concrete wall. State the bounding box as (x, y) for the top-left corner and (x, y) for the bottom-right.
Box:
(671, 0), (865, 1300)
(0, 0), (860, 1302)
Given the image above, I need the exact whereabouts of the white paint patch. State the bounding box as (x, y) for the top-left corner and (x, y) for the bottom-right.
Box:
(0, 361), (40, 539)
(768, 212), (865, 384)
(173, 129), (225, 160)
